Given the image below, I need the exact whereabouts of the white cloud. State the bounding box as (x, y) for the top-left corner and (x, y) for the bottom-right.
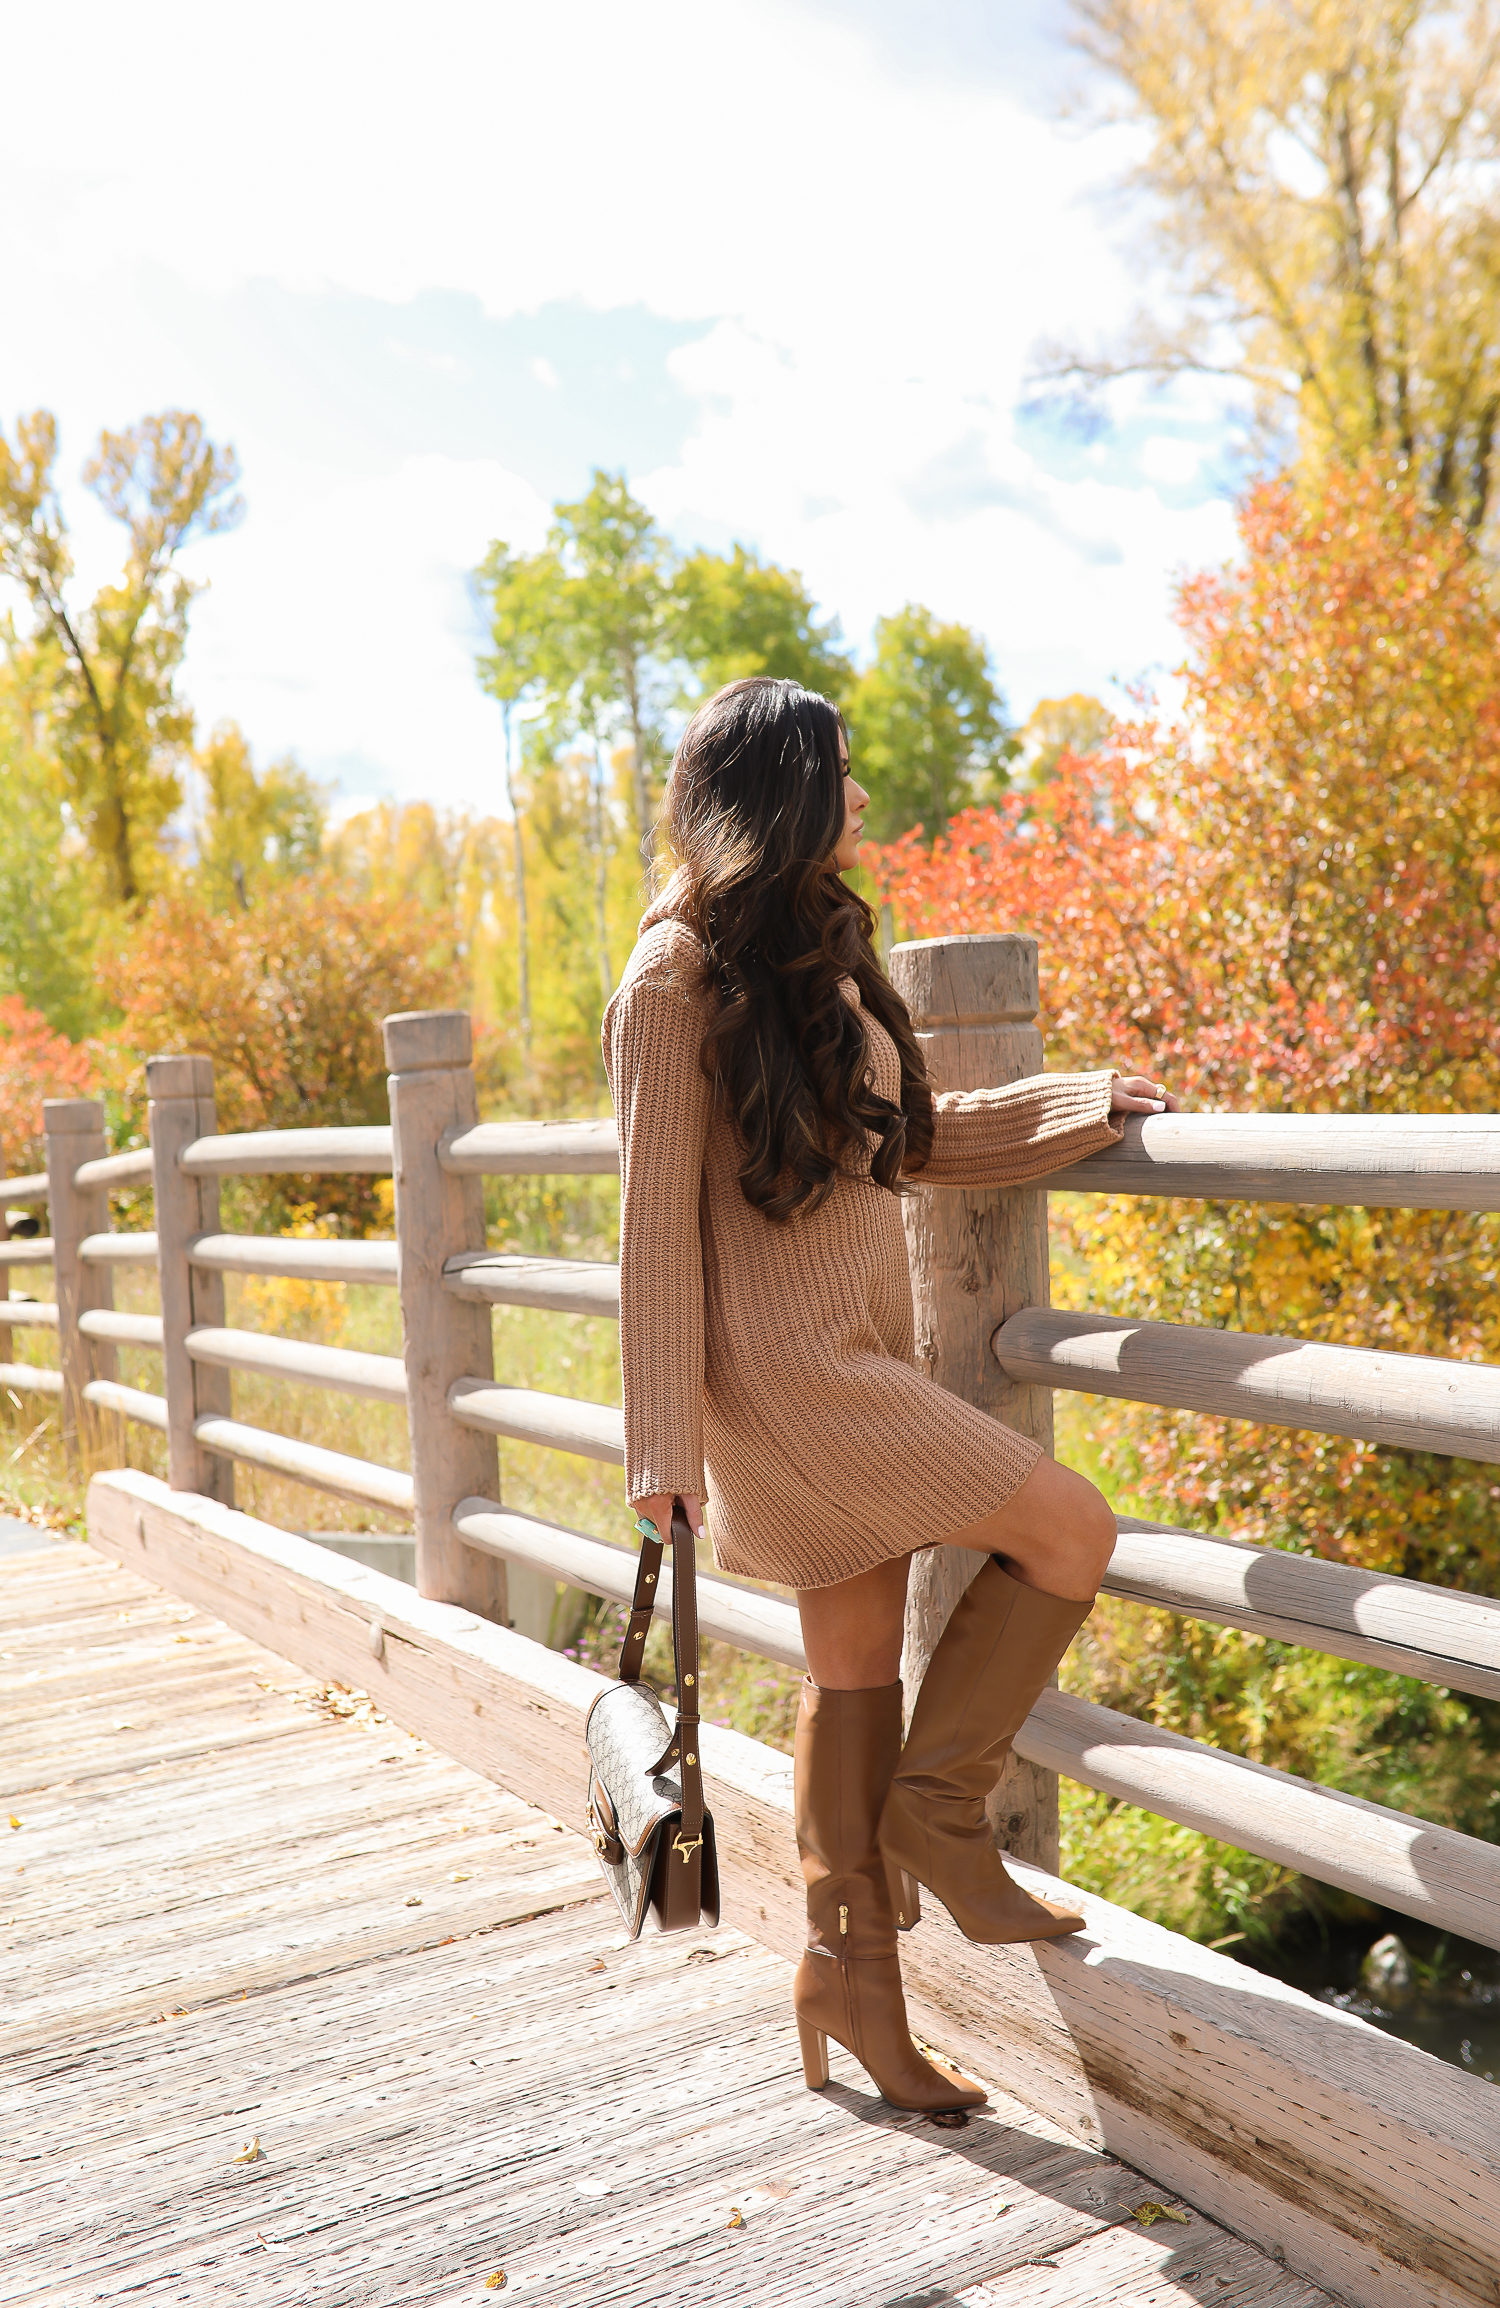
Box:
(0, 0), (1239, 804)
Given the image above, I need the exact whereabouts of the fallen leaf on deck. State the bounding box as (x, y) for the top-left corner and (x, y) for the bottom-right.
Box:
(484, 2275), (507, 2291)
(726, 2207), (746, 2229)
(1131, 2201), (1190, 2228)
(8, 1816), (19, 1830)
(928, 2109), (968, 2129)
(233, 2136), (262, 2163)
(405, 1895), (423, 1907)
(451, 1871), (472, 1882)
(575, 2179), (613, 2198)
(587, 1958), (606, 1972)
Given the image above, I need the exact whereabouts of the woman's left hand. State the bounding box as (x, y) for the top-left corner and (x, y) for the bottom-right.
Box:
(1110, 1073), (1182, 1115)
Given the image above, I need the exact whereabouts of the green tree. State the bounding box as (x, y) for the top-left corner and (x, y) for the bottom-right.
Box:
(0, 655), (97, 1036)
(1050, 0), (1500, 535)
(0, 409), (242, 904)
(846, 606), (1014, 841)
(1018, 693), (1114, 786)
(474, 540), (559, 1052)
(195, 722), (325, 911)
(675, 543), (852, 700)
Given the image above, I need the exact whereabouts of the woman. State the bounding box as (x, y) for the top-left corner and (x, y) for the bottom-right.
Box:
(603, 678), (1177, 2116)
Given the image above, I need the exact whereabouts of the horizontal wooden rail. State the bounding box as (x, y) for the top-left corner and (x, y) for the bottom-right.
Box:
(450, 1496), (802, 1666)
(1049, 1109), (1500, 1210)
(72, 1147), (154, 1192)
(0, 1171), (49, 1205)
(448, 1381), (623, 1463)
(185, 1326), (407, 1404)
(443, 1251), (620, 1319)
(178, 1126), (394, 1177)
(80, 1310), (164, 1348)
(1106, 1518), (1500, 1702)
(440, 1118), (619, 1175)
(0, 1360), (62, 1396)
(1015, 1688), (1500, 1952)
(0, 1301), (58, 1329)
(84, 1378), (168, 1431)
(0, 1238), (55, 1266)
(454, 1494), (1500, 1947)
(192, 1413), (414, 1511)
(185, 1234), (399, 1286)
(79, 1231), (159, 1267)
(996, 1309), (1500, 1465)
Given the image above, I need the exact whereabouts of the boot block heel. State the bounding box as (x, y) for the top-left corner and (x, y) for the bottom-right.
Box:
(797, 2016), (830, 2089)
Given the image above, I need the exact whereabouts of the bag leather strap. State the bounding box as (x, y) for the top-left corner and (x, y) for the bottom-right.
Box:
(618, 1503), (704, 1850)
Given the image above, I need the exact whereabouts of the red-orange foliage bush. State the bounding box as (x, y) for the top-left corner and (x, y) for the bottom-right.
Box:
(870, 461), (1500, 1598)
(0, 996), (94, 1178)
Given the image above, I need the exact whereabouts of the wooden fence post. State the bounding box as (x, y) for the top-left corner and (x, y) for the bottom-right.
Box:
(889, 932), (1061, 1871)
(43, 1098), (117, 1463)
(383, 1010), (508, 1623)
(147, 1056), (234, 1502)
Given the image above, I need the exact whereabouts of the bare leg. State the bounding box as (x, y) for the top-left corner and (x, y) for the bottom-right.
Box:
(797, 1551), (910, 1690)
(796, 1457), (1114, 1679)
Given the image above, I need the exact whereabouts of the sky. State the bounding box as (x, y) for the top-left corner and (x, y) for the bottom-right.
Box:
(0, 0), (1242, 818)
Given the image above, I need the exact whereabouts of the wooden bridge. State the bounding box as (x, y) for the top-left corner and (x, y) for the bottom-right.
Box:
(3, 933), (1498, 2307)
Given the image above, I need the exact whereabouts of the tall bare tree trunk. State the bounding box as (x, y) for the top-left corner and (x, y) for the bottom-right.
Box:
(623, 663), (657, 898)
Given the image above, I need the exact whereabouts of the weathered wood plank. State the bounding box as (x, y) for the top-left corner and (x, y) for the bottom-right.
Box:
(83, 1378), (167, 1431)
(0, 1237), (56, 1265)
(893, 933), (1059, 1869)
(185, 1325), (406, 1402)
(190, 1416), (414, 1512)
(3, 1535), (1320, 2308)
(448, 1378), (623, 1460)
(451, 1495), (806, 1667)
(1014, 1687), (1500, 1949)
(444, 1249), (621, 1318)
(82, 1471), (1500, 2308)
(78, 1230), (158, 1265)
(1105, 1515), (1500, 1701)
(148, 1056), (233, 1501)
(384, 1008), (508, 1623)
(0, 1300), (58, 1328)
(997, 1306), (1500, 1463)
(79, 1308), (163, 1348)
(178, 1124), (394, 1176)
(0, 1361), (62, 1395)
(185, 1232), (398, 1285)
(440, 1116), (620, 1174)
(71, 1146), (154, 1192)
(0, 1170), (48, 1203)
(1050, 1108), (1500, 1211)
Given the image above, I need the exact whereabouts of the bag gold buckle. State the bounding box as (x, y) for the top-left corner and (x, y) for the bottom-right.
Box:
(673, 1831), (703, 1865)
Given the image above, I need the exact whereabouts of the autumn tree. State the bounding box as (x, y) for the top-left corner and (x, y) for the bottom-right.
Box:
(846, 605), (1014, 841)
(868, 459), (1500, 1926)
(0, 996), (94, 1177)
(675, 543), (852, 699)
(1049, 1), (1500, 535)
(194, 722), (325, 911)
(0, 410), (242, 904)
(99, 874), (465, 1229)
(0, 657), (97, 1036)
(1018, 693), (1114, 786)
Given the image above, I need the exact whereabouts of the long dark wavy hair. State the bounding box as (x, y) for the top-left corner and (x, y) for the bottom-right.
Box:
(665, 677), (934, 1220)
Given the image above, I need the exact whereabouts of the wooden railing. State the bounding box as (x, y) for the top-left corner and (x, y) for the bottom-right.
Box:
(4, 947), (1500, 1966)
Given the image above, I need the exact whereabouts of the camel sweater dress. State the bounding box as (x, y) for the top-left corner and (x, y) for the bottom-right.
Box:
(602, 899), (1123, 1590)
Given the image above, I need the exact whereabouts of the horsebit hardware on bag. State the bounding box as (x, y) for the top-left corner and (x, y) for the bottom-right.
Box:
(582, 1504), (721, 1939)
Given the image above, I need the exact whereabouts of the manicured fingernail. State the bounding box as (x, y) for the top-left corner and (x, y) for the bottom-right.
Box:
(695, 1524), (707, 1541)
(1148, 1099), (1166, 1112)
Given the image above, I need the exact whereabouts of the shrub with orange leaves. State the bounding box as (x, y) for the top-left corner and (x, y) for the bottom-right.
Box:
(97, 875), (466, 1230)
(0, 995), (95, 1178)
(872, 465), (1500, 1917)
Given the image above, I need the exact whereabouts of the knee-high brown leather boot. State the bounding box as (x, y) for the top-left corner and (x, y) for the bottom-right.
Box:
(791, 1678), (986, 2112)
(881, 1561), (1091, 1945)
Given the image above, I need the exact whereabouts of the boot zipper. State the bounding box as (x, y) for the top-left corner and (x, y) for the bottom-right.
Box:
(839, 1904), (848, 1937)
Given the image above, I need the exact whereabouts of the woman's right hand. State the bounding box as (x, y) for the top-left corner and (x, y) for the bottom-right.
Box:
(632, 1492), (705, 1546)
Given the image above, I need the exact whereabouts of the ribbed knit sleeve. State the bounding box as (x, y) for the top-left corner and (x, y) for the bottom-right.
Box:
(912, 1069), (1123, 1188)
(603, 940), (714, 1506)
